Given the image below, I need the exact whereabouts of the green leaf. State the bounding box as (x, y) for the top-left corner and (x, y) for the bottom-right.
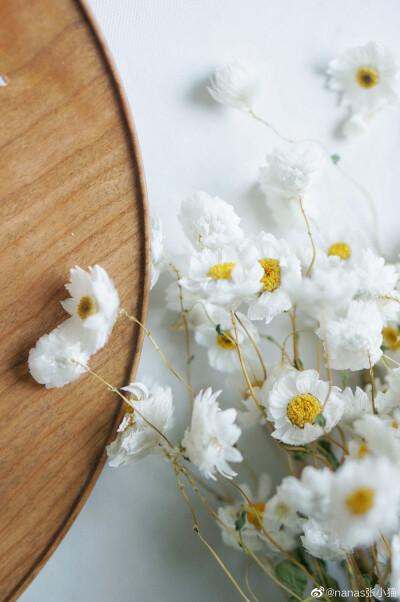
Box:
(291, 546), (310, 572)
(187, 354), (195, 365)
(293, 358), (304, 371)
(381, 344), (389, 351)
(331, 154), (340, 164)
(215, 323), (224, 336)
(314, 414), (326, 427)
(275, 560), (307, 597)
(235, 510), (247, 531)
(341, 370), (349, 387)
(317, 439), (339, 470)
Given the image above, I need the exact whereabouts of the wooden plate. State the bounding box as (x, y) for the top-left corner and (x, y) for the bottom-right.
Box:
(0, 1), (149, 599)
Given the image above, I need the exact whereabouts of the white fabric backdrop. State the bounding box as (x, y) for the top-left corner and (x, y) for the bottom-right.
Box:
(21, 1), (400, 600)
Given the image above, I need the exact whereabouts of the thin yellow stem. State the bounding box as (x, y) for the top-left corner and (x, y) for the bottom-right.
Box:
(368, 353), (376, 414)
(230, 311), (268, 423)
(171, 268), (194, 408)
(182, 468), (304, 601)
(82, 364), (175, 449)
(287, 310), (302, 370)
(175, 470), (251, 602)
(226, 479), (330, 600)
(234, 311), (267, 381)
(248, 109), (294, 143)
(119, 308), (196, 395)
(299, 198), (316, 277)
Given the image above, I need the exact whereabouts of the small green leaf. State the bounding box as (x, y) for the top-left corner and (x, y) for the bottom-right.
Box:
(317, 440), (339, 470)
(314, 414), (326, 427)
(260, 404), (266, 411)
(341, 370), (349, 387)
(187, 354), (195, 365)
(266, 335), (275, 342)
(331, 154), (340, 164)
(235, 510), (247, 531)
(381, 344), (389, 351)
(293, 358), (304, 371)
(215, 323), (224, 336)
(275, 560), (307, 597)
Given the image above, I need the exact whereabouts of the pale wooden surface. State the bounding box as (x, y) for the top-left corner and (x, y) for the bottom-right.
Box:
(0, 0), (149, 600)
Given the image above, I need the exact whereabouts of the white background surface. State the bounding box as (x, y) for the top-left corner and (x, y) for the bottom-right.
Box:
(21, 1), (400, 601)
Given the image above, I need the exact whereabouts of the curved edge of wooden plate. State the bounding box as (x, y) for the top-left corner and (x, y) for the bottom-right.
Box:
(9, 2), (150, 600)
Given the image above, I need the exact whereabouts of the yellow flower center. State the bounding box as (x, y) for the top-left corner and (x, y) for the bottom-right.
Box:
(207, 262), (236, 280)
(286, 393), (322, 429)
(392, 421), (399, 429)
(328, 242), (351, 259)
(345, 487), (375, 515)
(358, 441), (370, 459)
(216, 331), (236, 350)
(259, 258), (281, 292)
(356, 66), (379, 89)
(77, 295), (97, 320)
(382, 326), (400, 350)
(246, 503), (266, 529)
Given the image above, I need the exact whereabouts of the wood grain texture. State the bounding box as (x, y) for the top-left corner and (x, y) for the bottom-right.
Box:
(0, 0), (149, 599)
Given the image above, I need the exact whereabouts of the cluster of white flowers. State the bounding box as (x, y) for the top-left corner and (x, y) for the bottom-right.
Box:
(29, 44), (400, 599)
(29, 265), (119, 388)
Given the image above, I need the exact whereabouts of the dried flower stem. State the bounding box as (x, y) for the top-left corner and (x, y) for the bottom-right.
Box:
(299, 198), (316, 277)
(234, 311), (267, 381)
(287, 310), (302, 370)
(172, 268), (194, 408)
(181, 468), (304, 601)
(175, 470), (251, 602)
(80, 363), (175, 450)
(368, 353), (376, 414)
(119, 308), (196, 396)
(226, 479), (331, 601)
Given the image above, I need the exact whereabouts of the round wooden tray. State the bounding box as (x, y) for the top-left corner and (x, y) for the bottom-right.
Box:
(0, 1), (149, 600)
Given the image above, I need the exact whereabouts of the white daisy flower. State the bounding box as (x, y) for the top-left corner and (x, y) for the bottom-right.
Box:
(28, 328), (89, 389)
(316, 226), (366, 267)
(378, 368), (400, 414)
(194, 309), (258, 374)
(318, 300), (383, 371)
(208, 60), (261, 111)
(217, 473), (272, 552)
(262, 492), (301, 552)
(259, 143), (327, 226)
(106, 381), (174, 467)
(287, 247), (359, 323)
(323, 456), (400, 548)
(300, 518), (348, 561)
(327, 41), (400, 113)
(382, 322), (400, 355)
(179, 242), (263, 309)
(339, 386), (386, 430)
(60, 265), (119, 353)
(247, 233), (301, 323)
(352, 414), (400, 463)
(178, 191), (243, 250)
(277, 466), (333, 518)
(150, 215), (170, 289)
(182, 388), (242, 480)
(237, 362), (294, 428)
(356, 249), (400, 323)
(268, 369), (344, 445)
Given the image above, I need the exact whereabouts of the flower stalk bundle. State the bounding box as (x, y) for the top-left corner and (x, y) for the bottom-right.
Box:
(30, 42), (400, 601)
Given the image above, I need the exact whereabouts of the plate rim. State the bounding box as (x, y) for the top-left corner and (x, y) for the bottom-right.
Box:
(6, 0), (150, 599)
